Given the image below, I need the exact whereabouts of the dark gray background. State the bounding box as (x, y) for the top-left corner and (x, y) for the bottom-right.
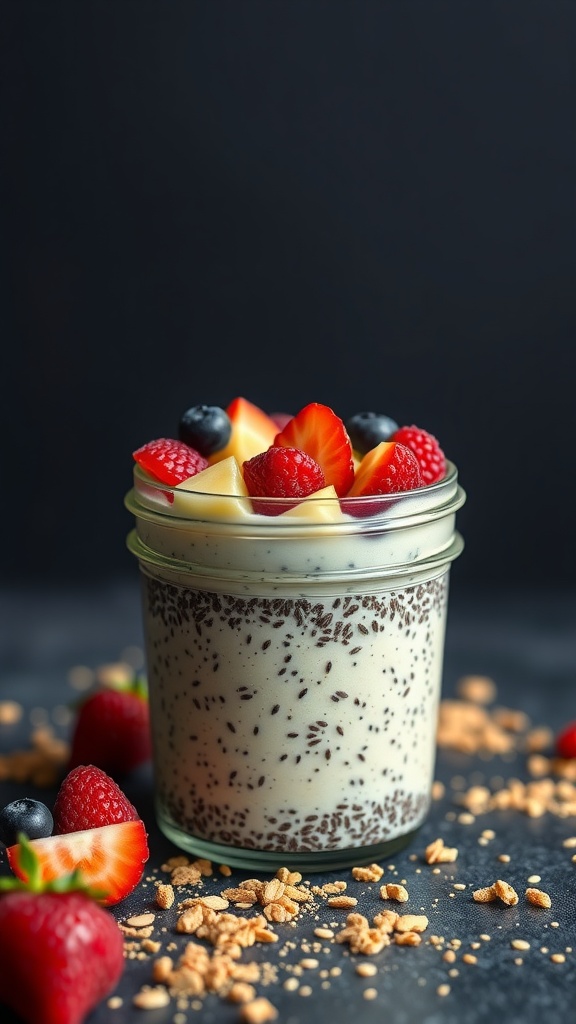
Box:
(3, 0), (575, 591)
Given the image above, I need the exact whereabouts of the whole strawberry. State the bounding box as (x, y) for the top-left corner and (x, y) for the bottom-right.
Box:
(68, 674), (151, 779)
(0, 837), (124, 1024)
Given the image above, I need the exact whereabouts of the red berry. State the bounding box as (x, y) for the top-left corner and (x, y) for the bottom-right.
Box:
(556, 722), (576, 759)
(243, 446), (326, 516)
(52, 765), (140, 834)
(133, 437), (208, 486)
(346, 441), (422, 514)
(0, 888), (124, 1024)
(67, 683), (151, 779)
(273, 403), (355, 496)
(7, 820), (149, 906)
(391, 425), (446, 484)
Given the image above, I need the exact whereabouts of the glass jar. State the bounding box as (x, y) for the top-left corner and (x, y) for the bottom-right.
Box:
(125, 463), (465, 872)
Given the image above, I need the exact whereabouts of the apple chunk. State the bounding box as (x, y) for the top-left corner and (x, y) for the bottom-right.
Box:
(208, 397), (278, 466)
(173, 457), (252, 519)
(279, 485), (345, 523)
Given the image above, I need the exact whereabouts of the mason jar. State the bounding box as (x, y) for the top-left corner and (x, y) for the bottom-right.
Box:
(125, 463), (465, 872)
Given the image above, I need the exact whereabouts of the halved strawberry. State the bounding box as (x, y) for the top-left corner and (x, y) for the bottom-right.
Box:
(344, 441), (422, 516)
(391, 425), (446, 484)
(6, 820), (149, 906)
(273, 403), (355, 496)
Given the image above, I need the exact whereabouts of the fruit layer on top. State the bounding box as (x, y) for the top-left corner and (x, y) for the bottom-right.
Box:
(132, 398), (447, 520)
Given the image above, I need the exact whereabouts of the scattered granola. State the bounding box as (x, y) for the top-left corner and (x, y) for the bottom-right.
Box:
(239, 997), (279, 1022)
(525, 888), (552, 909)
(456, 675), (497, 705)
(471, 879), (519, 906)
(327, 895), (358, 909)
(356, 962), (378, 977)
(424, 838), (459, 864)
(0, 723), (69, 786)
(352, 863), (385, 882)
(380, 884), (409, 903)
(0, 700), (23, 725)
(4, 657), (571, 1018)
(492, 880), (519, 906)
(472, 886), (497, 904)
(155, 882), (175, 909)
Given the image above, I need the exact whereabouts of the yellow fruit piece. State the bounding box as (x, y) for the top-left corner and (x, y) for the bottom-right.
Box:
(280, 485), (345, 523)
(173, 457), (252, 519)
(209, 397), (278, 466)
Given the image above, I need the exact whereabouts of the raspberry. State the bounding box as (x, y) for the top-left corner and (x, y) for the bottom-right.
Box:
(391, 425), (446, 484)
(243, 446), (326, 516)
(133, 438), (208, 486)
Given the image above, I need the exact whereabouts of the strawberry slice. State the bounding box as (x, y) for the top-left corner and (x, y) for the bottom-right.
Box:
(6, 820), (149, 906)
(273, 403), (355, 496)
(344, 441), (422, 516)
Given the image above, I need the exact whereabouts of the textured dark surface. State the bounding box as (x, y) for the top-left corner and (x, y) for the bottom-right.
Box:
(1, 582), (576, 1023)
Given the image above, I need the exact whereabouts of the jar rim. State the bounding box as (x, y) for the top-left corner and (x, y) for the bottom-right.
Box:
(127, 460), (464, 532)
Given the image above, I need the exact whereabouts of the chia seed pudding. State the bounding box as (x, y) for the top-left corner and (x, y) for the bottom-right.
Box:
(126, 462), (465, 871)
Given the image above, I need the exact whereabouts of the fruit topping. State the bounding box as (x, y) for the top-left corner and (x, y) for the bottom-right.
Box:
(67, 673), (151, 779)
(280, 484), (345, 522)
(133, 437), (208, 486)
(178, 403), (232, 456)
(243, 446), (326, 516)
(269, 411), (293, 430)
(345, 411), (400, 455)
(134, 399), (449, 514)
(391, 425), (446, 485)
(6, 819), (149, 906)
(273, 402), (355, 496)
(208, 397), (278, 466)
(52, 765), (140, 834)
(0, 837), (125, 1024)
(555, 722), (576, 759)
(0, 798), (54, 847)
(174, 456), (252, 519)
(345, 441), (422, 514)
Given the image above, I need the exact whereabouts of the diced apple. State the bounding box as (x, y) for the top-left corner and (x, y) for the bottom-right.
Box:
(279, 485), (345, 523)
(208, 397), (278, 466)
(173, 457), (252, 519)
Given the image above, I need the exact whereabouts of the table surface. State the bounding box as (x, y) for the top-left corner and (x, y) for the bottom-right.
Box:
(1, 581), (576, 1024)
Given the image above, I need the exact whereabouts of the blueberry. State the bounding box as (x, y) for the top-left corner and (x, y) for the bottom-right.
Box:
(0, 798), (54, 846)
(345, 411), (399, 455)
(178, 404), (232, 457)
